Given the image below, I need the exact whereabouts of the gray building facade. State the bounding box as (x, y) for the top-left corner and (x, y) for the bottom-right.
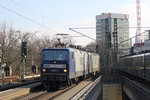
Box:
(96, 13), (129, 55)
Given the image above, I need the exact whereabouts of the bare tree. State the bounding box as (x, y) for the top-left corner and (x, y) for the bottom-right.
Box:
(0, 23), (39, 75)
(85, 42), (97, 53)
(0, 24), (19, 68)
(52, 34), (71, 48)
(24, 34), (53, 74)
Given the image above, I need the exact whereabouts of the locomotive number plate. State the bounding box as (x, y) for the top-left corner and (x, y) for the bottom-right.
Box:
(44, 64), (66, 68)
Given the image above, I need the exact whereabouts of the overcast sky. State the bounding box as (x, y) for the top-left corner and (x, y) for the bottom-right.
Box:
(0, 0), (150, 46)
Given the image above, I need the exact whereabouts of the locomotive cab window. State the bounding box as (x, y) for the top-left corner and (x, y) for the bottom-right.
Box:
(43, 51), (68, 61)
(56, 52), (67, 60)
(43, 52), (55, 60)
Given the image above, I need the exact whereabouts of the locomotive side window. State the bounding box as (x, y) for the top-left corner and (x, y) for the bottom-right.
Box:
(72, 52), (74, 60)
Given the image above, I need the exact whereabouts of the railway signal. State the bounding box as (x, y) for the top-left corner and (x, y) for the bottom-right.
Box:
(21, 42), (27, 80)
(21, 42), (27, 57)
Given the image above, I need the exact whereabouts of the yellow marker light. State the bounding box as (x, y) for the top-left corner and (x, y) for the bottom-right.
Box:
(125, 15), (129, 19)
(9, 79), (12, 83)
(43, 69), (46, 72)
(64, 69), (67, 72)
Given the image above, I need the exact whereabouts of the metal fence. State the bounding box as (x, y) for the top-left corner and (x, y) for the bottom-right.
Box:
(70, 76), (102, 100)
(122, 76), (150, 100)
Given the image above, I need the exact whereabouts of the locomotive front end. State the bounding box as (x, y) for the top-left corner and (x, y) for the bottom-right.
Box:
(41, 49), (69, 89)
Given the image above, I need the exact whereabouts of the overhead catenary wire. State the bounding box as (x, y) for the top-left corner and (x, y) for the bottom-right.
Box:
(118, 31), (148, 46)
(0, 5), (58, 33)
(69, 26), (150, 46)
(11, 0), (43, 18)
(10, 0), (102, 42)
(69, 28), (106, 45)
(10, 0), (69, 29)
(70, 26), (150, 46)
(70, 35), (86, 38)
(3, 1), (150, 46)
(0, 1), (98, 45)
(5, 1), (150, 40)
(70, 27), (150, 29)
(9, 0), (98, 40)
(69, 28), (96, 41)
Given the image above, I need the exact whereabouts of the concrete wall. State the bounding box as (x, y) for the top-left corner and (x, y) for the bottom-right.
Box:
(103, 84), (122, 100)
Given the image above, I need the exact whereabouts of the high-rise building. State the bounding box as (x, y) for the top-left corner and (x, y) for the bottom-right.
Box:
(96, 13), (129, 55)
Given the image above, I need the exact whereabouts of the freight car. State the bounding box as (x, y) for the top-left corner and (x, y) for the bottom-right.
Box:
(40, 48), (100, 89)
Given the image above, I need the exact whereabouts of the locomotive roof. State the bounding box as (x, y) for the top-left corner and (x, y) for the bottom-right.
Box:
(42, 48), (98, 55)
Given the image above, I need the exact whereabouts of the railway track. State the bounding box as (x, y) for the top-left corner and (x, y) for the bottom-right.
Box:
(0, 76), (18, 83)
(17, 85), (76, 100)
(0, 75), (40, 84)
(17, 77), (96, 100)
(0, 75), (99, 100)
(0, 77), (40, 92)
(0, 82), (41, 100)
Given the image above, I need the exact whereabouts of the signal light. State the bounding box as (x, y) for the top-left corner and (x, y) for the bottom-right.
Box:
(21, 42), (27, 57)
(43, 69), (46, 72)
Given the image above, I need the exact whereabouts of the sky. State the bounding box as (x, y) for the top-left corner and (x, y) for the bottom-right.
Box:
(0, 0), (150, 46)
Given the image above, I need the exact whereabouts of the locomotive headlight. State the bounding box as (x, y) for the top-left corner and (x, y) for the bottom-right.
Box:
(64, 69), (67, 72)
(43, 69), (46, 72)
